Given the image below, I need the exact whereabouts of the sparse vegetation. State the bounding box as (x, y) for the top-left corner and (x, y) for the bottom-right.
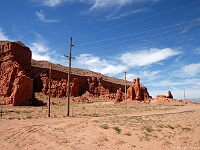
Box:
(14, 110), (21, 114)
(166, 125), (174, 129)
(100, 124), (109, 129)
(27, 115), (32, 119)
(143, 126), (153, 133)
(113, 127), (121, 134)
(181, 127), (192, 131)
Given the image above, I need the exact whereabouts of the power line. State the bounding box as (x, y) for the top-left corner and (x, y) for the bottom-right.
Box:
(75, 0), (200, 39)
(77, 19), (200, 46)
(76, 20), (200, 52)
(76, 33), (200, 57)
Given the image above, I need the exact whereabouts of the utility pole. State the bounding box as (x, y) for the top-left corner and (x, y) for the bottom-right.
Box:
(64, 37), (74, 117)
(48, 65), (52, 117)
(184, 89), (185, 100)
(124, 71), (127, 102)
(123, 71), (127, 112)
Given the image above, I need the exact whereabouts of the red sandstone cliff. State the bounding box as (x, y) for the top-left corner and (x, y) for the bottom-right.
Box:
(0, 41), (151, 105)
(0, 41), (33, 105)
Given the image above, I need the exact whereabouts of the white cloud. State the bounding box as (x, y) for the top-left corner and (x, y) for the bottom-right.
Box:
(31, 42), (49, 53)
(43, 0), (67, 7)
(87, 0), (160, 10)
(0, 28), (10, 41)
(30, 42), (51, 61)
(126, 70), (160, 81)
(74, 54), (127, 76)
(119, 48), (180, 67)
(105, 9), (146, 21)
(89, 0), (132, 10)
(36, 10), (60, 23)
(181, 63), (200, 77)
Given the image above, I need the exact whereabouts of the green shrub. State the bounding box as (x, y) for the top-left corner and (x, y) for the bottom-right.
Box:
(113, 127), (121, 134)
(100, 124), (109, 129)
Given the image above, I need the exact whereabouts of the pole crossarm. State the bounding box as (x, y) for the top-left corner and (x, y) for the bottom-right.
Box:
(64, 54), (75, 60)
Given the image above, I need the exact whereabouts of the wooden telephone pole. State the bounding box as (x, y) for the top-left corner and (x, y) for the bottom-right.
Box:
(65, 37), (74, 117)
(123, 71), (127, 112)
(48, 65), (52, 117)
(124, 71), (127, 102)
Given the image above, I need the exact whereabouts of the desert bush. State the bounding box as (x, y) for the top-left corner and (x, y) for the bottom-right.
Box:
(100, 124), (109, 129)
(113, 127), (121, 134)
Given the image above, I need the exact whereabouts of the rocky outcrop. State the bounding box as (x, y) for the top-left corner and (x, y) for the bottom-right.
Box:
(0, 41), (33, 106)
(4, 70), (33, 106)
(157, 91), (173, 100)
(166, 91), (173, 99)
(127, 77), (150, 101)
(114, 88), (123, 103)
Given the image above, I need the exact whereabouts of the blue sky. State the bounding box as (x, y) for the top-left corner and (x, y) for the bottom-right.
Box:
(0, 0), (200, 99)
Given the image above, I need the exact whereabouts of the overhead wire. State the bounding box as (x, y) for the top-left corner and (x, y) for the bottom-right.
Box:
(74, 0), (200, 40)
(77, 18), (200, 46)
(79, 33), (200, 56)
(75, 20), (200, 53)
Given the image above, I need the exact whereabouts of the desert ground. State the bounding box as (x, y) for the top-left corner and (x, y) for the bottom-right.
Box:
(0, 95), (200, 150)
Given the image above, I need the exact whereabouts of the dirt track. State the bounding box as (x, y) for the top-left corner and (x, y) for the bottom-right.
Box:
(0, 104), (200, 150)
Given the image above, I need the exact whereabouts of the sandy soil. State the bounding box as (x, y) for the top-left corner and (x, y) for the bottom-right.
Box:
(0, 100), (200, 150)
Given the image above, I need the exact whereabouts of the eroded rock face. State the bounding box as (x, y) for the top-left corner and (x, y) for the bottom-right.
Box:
(6, 70), (33, 106)
(70, 78), (79, 97)
(86, 76), (110, 97)
(114, 88), (123, 103)
(0, 41), (33, 105)
(127, 77), (150, 101)
(40, 71), (80, 98)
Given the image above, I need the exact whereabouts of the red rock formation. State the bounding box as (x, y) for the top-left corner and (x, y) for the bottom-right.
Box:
(5, 70), (33, 106)
(86, 76), (109, 97)
(70, 78), (79, 97)
(141, 86), (150, 100)
(166, 91), (173, 99)
(157, 91), (173, 100)
(0, 41), (33, 105)
(114, 88), (123, 103)
(127, 77), (149, 101)
(0, 41), (151, 104)
(134, 77), (141, 100)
